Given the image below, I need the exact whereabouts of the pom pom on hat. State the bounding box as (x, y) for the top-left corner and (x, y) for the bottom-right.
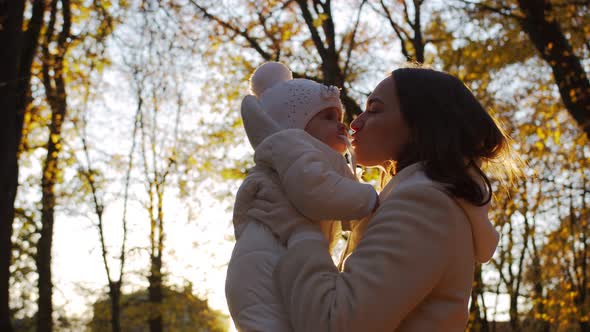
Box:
(249, 62), (293, 98)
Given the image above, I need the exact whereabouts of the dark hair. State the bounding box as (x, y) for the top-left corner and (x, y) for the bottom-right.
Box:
(391, 67), (513, 206)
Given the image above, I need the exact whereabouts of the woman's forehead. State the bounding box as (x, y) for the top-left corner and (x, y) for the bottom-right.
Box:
(372, 76), (394, 96)
(367, 76), (395, 107)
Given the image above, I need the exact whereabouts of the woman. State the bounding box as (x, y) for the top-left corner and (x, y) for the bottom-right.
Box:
(245, 66), (516, 331)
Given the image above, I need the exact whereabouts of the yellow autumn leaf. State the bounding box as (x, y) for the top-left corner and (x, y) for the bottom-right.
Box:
(313, 13), (328, 28)
(553, 130), (561, 144)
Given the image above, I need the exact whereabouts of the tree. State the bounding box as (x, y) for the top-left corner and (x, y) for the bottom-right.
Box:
(2, 0), (118, 328)
(36, 1), (72, 330)
(517, 0), (590, 139)
(57, 1), (120, 330)
(533, 139), (590, 331)
(467, 264), (490, 332)
(369, 0), (432, 64)
(89, 285), (228, 332)
(493, 181), (541, 331)
(460, 0), (590, 138)
(0, 3), (26, 330)
(120, 3), (197, 329)
(0, 0), (45, 329)
(76, 104), (134, 332)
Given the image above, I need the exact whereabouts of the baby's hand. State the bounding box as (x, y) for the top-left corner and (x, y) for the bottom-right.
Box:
(232, 173), (260, 230)
(246, 171), (320, 245)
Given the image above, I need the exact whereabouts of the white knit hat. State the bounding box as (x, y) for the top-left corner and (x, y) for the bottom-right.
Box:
(249, 62), (343, 130)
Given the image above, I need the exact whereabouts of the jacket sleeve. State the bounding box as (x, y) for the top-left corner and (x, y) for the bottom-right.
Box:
(232, 165), (267, 239)
(255, 129), (377, 222)
(273, 183), (455, 332)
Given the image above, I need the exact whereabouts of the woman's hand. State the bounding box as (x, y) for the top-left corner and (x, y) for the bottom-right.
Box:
(245, 171), (322, 246)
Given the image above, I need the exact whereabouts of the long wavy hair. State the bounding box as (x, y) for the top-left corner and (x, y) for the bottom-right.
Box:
(388, 66), (517, 206)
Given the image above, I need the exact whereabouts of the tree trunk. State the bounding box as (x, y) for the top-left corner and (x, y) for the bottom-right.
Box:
(531, 250), (550, 331)
(149, 183), (166, 332)
(108, 282), (121, 332)
(148, 254), (163, 332)
(0, 1), (26, 330)
(0, 0), (44, 329)
(517, 0), (590, 138)
(37, 71), (67, 332)
(145, 174), (164, 332)
(468, 265), (489, 332)
(508, 294), (519, 331)
(412, 0), (425, 64)
(36, 0), (70, 330)
(17, 0), (45, 131)
(37, 170), (56, 332)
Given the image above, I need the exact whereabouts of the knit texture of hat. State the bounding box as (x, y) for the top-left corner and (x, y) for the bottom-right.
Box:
(249, 62), (343, 130)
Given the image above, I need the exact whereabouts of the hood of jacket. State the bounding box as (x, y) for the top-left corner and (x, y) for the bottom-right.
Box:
(241, 95), (282, 150)
(384, 163), (499, 263)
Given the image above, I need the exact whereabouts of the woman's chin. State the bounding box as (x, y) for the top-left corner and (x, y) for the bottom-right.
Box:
(354, 154), (371, 167)
(357, 160), (378, 168)
(355, 154), (385, 168)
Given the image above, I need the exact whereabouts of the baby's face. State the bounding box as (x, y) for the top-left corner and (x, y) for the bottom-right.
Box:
(304, 107), (348, 154)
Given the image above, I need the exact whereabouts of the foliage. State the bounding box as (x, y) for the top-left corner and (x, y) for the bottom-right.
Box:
(88, 285), (228, 332)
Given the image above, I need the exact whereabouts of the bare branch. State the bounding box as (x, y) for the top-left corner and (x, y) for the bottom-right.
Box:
(460, 0), (525, 20)
(551, 0), (590, 8)
(295, 0), (328, 62)
(377, 0), (411, 60)
(189, 0), (273, 60)
(118, 88), (142, 284)
(343, 0), (367, 78)
(412, 0), (424, 62)
(257, 11), (279, 55)
(402, 0), (414, 30)
(318, 0), (336, 53)
(424, 38), (446, 44)
(292, 71), (321, 82)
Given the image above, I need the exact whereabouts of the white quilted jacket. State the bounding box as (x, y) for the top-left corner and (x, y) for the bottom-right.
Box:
(225, 98), (377, 331)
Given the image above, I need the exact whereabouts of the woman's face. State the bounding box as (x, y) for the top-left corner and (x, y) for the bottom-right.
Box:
(350, 76), (410, 167)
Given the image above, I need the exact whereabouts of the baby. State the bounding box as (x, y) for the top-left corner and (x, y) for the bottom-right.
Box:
(225, 62), (378, 331)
